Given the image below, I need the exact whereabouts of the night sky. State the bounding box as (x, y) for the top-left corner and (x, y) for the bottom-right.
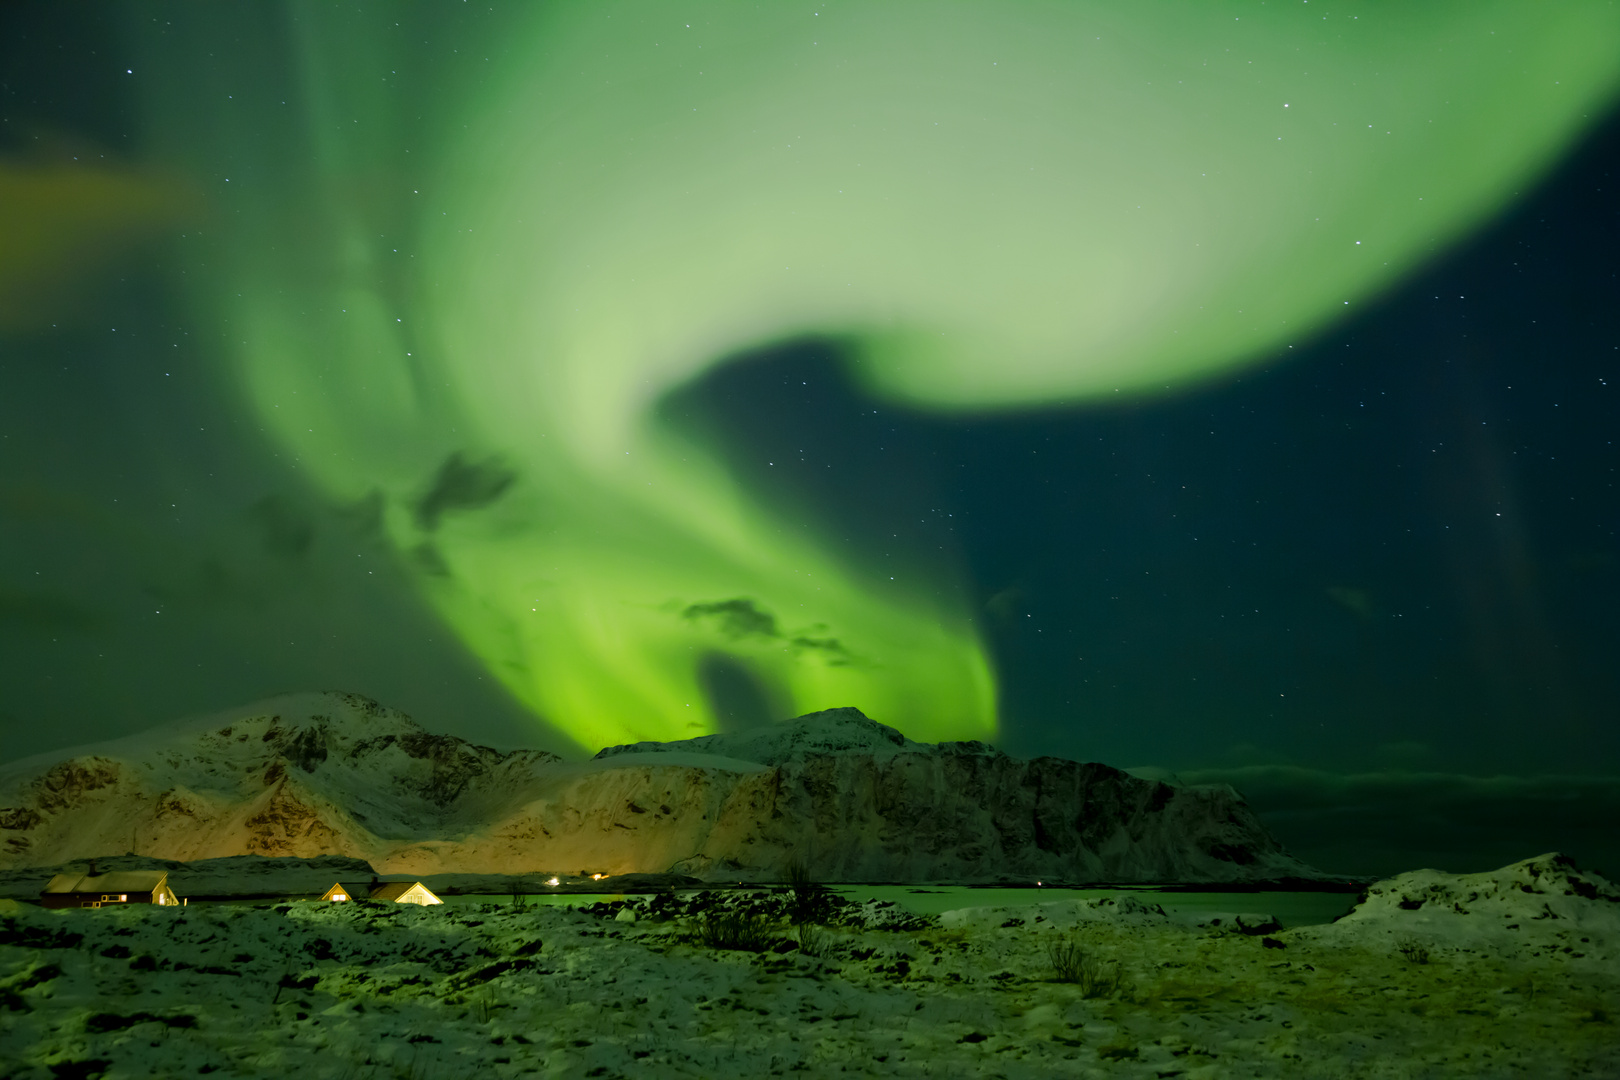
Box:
(2, 3), (1617, 879)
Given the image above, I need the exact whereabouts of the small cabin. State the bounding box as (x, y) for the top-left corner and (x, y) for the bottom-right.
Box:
(369, 881), (442, 906)
(41, 869), (179, 910)
(319, 882), (366, 902)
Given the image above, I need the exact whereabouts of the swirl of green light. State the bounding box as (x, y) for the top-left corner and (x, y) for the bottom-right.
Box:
(159, 1), (1618, 751)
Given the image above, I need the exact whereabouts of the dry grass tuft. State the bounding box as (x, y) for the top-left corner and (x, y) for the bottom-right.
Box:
(1395, 937), (1431, 964)
(1046, 933), (1124, 998)
(696, 910), (774, 952)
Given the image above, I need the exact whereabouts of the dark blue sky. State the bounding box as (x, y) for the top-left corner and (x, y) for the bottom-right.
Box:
(680, 114), (1620, 778)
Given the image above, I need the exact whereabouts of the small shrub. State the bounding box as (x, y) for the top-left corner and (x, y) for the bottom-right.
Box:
(795, 923), (832, 958)
(1047, 935), (1084, 982)
(1046, 934), (1122, 998)
(793, 919), (829, 952)
(786, 860), (834, 926)
(1395, 938), (1430, 964)
(696, 910), (774, 952)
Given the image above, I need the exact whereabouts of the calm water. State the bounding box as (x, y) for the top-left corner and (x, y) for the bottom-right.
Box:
(439, 886), (1358, 928)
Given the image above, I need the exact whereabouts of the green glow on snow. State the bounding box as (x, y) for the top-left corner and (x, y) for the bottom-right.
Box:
(142, 1), (1619, 750)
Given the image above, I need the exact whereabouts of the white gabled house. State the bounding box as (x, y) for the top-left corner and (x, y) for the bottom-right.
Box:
(369, 880), (442, 905)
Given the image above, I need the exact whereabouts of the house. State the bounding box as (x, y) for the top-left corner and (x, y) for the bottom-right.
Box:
(41, 868), (179, 909)
(319, 882), (366, 902)
(369, 880), (442, 906)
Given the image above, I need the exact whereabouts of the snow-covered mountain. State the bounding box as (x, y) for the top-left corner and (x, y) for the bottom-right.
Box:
(0, 692), (560, 872)
(0, 693), (1327, 882)
(595, 707), (932, 766)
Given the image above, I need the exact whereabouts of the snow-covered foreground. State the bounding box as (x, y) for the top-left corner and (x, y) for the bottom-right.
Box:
(2, 855), (1617, 1079)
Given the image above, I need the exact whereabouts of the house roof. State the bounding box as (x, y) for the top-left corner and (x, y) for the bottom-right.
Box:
(42, 870), (170, 894)
(369, 880), (439, 902)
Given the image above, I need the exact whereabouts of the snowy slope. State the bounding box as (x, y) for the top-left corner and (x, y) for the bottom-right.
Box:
(0, 693), (1327, 883)
(0, 692), (561, 871)
(594, 706), (938, 765)
(1289, 852), (1620, 965)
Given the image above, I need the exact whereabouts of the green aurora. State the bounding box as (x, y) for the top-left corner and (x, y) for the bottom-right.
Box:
(126, 1), (1619, 751)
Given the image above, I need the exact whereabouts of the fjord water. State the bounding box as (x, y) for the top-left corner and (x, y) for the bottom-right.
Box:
(442, 887), (1358, 928)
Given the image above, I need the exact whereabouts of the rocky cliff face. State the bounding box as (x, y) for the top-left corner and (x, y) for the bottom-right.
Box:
(590, 708), (1319, 882)
(0, 696), (1325, 883)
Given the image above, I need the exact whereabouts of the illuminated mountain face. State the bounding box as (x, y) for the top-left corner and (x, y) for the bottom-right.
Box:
(130, 2), (1619, 750)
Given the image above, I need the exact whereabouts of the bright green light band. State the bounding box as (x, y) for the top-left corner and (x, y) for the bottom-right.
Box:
(145, 1), (1619, 751)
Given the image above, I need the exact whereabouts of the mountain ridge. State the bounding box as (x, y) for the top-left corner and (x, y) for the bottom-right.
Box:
(0, 691), (1331, 883)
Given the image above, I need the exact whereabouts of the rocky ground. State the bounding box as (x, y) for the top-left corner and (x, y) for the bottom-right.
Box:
(1, 855), (1616, 1078)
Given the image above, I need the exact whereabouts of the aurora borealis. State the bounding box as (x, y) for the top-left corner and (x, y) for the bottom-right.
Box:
(3, 2), (1620, 875)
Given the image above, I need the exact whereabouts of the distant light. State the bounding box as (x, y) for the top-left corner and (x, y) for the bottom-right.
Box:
(546, 876), (560, 887)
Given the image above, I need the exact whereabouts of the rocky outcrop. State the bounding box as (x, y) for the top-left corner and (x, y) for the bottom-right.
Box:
(0, 694), (1326, 883)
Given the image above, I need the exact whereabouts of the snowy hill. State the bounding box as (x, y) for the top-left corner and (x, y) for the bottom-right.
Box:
(1290, 852), (1620, 964)
(594, 706), (941, 765)
(0, 692), (560, 871)
(0, 693), (1327, 883)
